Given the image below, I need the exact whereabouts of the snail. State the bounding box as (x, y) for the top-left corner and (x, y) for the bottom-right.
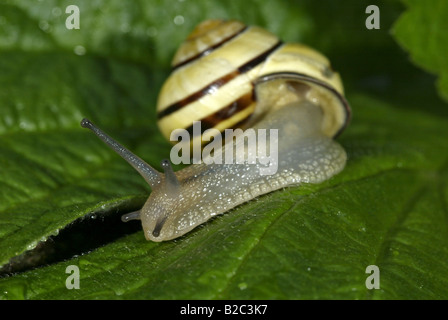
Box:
(81, 19), (350, 242)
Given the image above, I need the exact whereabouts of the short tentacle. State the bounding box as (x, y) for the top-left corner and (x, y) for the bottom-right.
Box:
(121, 210), (141, 222)
(161, 159), (180, 197)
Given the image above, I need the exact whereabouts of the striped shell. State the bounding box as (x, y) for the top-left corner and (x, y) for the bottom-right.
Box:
(156, 19), (350, 146)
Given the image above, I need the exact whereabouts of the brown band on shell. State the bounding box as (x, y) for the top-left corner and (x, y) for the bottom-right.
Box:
(172, 26), (249, 71)
(185, 91), (255, 137)
(157, 70), (240, 119)
(158, 41), (283, 120)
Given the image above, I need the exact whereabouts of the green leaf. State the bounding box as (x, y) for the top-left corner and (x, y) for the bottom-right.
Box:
(392, 0), (448, 102)
(1, 0), (448, 300)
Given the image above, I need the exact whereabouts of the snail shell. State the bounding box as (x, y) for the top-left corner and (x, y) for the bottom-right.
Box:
(81, 19), (350, 242)
(156, 19), (349, 147)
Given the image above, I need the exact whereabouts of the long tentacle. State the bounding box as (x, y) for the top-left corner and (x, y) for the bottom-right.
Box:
(81, 119), (162, 189)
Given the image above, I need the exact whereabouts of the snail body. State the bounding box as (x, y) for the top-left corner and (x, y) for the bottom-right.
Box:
(81, 20), (350, 242)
